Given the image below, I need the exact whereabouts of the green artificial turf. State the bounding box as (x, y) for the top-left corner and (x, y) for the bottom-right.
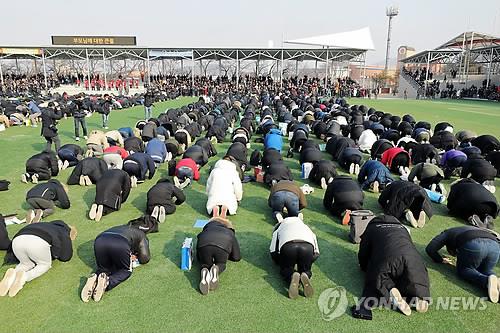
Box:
(0, 97), (499, 333)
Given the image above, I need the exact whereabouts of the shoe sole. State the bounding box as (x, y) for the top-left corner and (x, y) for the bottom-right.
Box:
(209, 266), (219, 291)
(342, 210), (351, 225)
(151, 206), (159, 220)
(95, 205), (104, 222)
(21, 174), (28, 183)
(79, 175), (86, 186)
(8, 272), (25, 297)
(0, 269), (16, 297)
(93, 274), (107, 302)
(320, 178), (327, 190)
(405, 210), (418, 228)
(415, 299), (429, 313)
(349, 163), (355, 175)
(26, 209), (34, 224)
(390, 288), (411, 316)
(33, 209), (43, 223)
(354, 164), (360, 176)
(84, 176), (92, 186)
(31, 175), (38, 184)
(372, 181), (379, 193)
(89, 204), (98, 220)
(81, 275), (97, 303)
(300, 273), (314, 298)
(199, 268), (210, 295)
(288, 272), (300, 299)
(158, 206), (166, 223)
(417, 211), (426, 228)
(488, 275), (499, 303)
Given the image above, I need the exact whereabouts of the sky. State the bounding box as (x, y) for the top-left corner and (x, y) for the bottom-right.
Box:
(1, 0), (500, 66)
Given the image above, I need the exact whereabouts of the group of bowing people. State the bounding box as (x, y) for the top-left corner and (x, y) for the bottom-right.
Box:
(0, 91), (499, 320)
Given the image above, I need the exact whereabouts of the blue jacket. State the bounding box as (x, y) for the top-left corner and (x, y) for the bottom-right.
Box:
(145, 138), (167, 163)
(28, 101), (41, 114)
(123, 152), (156, 180)
(264, 128), (283, 152)
(118, 127), (134, 139)
(357, 160), (394, 190)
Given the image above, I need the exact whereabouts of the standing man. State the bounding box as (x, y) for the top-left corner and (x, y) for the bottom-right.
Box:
(40, 102), (62, 152)
(100, 94), (112, 129)
(27, 99), (42, 127)
(144, 89), (154, 120)
(71, 95), (88, 141)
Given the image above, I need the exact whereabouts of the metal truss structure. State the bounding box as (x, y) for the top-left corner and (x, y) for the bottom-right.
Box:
(0, 46), (368, 90)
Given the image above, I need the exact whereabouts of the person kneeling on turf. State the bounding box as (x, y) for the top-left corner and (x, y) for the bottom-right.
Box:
(268, 180), (307, 222)
(426, 226), (500, 303)
(308, 160), (337, 189)
(25, 180), (70, 223)
(80, 223), (150, 302)
(323, 175), (364, 225)
(174, 157), (200, 189)
(206, 158), (243, 218)
(146, 178), (186, 222)
(57, 144), (84, 170)
(22, 151), (60, 184)
(89, 169), (131, 222)
(354, 215), (430, 318)
(357, 160), (394, 193)
(378, 180), (433, 228)
(122, 152), (156, 187)
(407, 162), (446, 195)
(197, 217), (241, 295)
(0, 221), (76, 297)
(270, 215), (319, 299)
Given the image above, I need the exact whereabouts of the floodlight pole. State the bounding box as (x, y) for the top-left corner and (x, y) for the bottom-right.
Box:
(486, 47), (494, 88)
(85, 49), (91, 89)
(236, 50), (239, 92)
(324, 46), (329, 90)
(191, 51), (194, 96)
(384, 6), (399, 72)
(424, 52), (430, 97)
(0, 58), (4, 88)
(102, 50), (107, 91)
(41, 49), (49, 92)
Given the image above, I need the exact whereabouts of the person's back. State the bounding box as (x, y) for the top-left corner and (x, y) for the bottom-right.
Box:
(323, 176), (364, 216)
(26, 180), (70, 209)
(95, 169), (131, 207)
(145, 138), (167, 162)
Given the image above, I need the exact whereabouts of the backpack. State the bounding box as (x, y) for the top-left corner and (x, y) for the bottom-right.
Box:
(348, 210), (375, 244)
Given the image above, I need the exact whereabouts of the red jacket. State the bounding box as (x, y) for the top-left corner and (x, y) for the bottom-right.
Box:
(381, 147), (409, 168)
(104, 146), (129, 159)
(175, 158), (200, 180)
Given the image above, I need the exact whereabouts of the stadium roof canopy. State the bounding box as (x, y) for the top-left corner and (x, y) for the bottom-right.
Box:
(0, 46), (367, 63)
(401, 31), (500, 64)
(284, 27), (375, 50)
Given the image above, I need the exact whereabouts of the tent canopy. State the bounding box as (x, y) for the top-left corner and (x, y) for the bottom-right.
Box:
(284, 27), (375, 50)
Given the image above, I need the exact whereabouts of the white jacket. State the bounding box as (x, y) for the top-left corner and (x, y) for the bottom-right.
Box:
(269, 217), (319, 255)
(205, 159), (243, 215)
(358, 129), (377, 153)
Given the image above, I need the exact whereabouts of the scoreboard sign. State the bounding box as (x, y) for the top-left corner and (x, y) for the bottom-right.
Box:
(51, 36), (137, 46)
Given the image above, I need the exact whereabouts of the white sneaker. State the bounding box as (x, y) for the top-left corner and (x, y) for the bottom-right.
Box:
(21, 173), (28, 183)
(199, 268), (211, 295)
(390, 288), (411, 316)
(75, 137), (80, 141)
(158, 206), (166, 223)
(31, 174), (38, 184)
(372, 181), (380, 193)
(0, 268), (16, 296)
(354, 164), (360, 175)
(131, 176), (137, 188)
(151, 206), (160, 220)
(417, 211), (426, 228)
(95, 205), (104, 222)
(84, 136), (88, 140)
(298, 212), (304, 221)
(63, 160), (70, 170)
(275, 212), (284, 223)
(89, 203), (98, 220)
(488, 275), (499, 303)
(430, 184), (437, 192)
(173, 176), (181, 188)
(405, 210), (418, 228)
(349, 163), (355, 175)
(320, 177), (327, 190)
(8, 271), (26, 297)
(58, 160), (64, 170)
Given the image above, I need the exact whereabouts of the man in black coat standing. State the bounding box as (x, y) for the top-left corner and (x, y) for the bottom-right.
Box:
(355, 215), (430, 318)
(40, 102), (62, 152)
(71, 96), (88, 141)
(80, 224), (151, 303)
(89, 169), (131, 222)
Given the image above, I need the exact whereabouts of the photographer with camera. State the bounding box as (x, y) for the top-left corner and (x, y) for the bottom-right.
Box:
(40, 102), (62, 152)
